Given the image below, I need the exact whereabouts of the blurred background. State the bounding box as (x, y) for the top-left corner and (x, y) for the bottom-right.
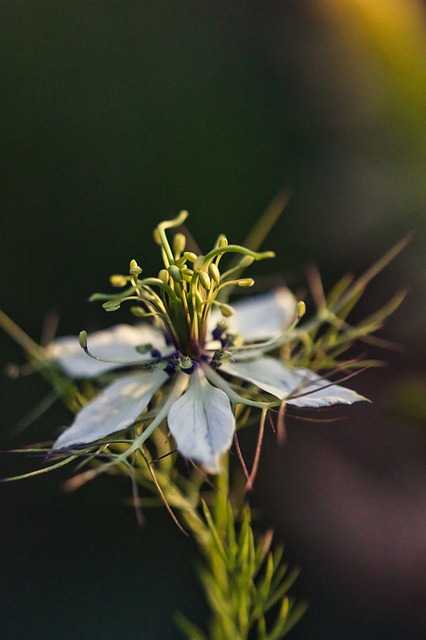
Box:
(0, 1), (425, 638)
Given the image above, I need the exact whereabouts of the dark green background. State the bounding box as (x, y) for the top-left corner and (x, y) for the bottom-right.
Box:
(1, 2), (425, 639)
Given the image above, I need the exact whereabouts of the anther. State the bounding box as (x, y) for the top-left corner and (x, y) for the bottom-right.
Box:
(181, 268), (193, 282)
(208, 263), (220, 283)
(130, 307), (147, 317)
(173, 233), (186, 256)
(219, 303), (234, 318)
(193, 255), (205, 273)
(158, 269), (170, 284)
(174, 256), (187, 268)
(239, 255), (254, 268)
(129, 259), (142, 275)
(79, 330), (88, 349)
(183, 251), (198, 263)
(297, 301), (307, 319)
(102, 301), (121, 311)
(110, 275), (127, 287)
(168, 265), (182, 283)
(198, 271), (211, 291)
(236, 278), (255, 287)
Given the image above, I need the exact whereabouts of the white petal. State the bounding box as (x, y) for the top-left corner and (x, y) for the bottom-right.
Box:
(167, 368), (235, 472)
(286, 368), (367, 407)
(222, 357), (301, 399)
(209, 288), (297, 342)
(47, 324), (173, 378)
(52, 370), (169, 449)
(222, 357), (366, 407)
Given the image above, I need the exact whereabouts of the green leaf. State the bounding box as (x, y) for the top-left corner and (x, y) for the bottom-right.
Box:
(174, 612), (208, 640)
(200, 500), (227, 564)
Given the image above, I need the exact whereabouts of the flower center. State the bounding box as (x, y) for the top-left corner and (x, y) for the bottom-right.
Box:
(89, 211), (276, 370)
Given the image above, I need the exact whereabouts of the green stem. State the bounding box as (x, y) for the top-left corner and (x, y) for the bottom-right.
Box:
(0, 309), (44, 360)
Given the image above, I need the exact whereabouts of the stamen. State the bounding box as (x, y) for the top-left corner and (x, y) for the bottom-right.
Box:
(110, 275), (128, 287)
(183, 251), (197, 263)
(193, 255), (205, 273)
(219, 255), (255, 282)
(158, 269), (170, 284)
(129, 259), (142, 276)
(89, 285), (137, 303)
(226, 300), (306, 358)
(198, 271), (211, 291)
(202, 245), (275, 265)
(216, 278), (254, 293)
(168, 265), (182, 283)
(153, 211), (189, 267)
(78, 330), (168, 369)
(216, 234), (228, 248)
(208, 263), (220, 284)
(172, 232), (186, 258)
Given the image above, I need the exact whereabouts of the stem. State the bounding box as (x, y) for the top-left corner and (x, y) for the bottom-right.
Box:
(151, 453), (304, 640)
(0, 309), (44, 360)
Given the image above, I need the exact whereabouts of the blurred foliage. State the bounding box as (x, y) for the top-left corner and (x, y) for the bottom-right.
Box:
(388, 376), (426, 424)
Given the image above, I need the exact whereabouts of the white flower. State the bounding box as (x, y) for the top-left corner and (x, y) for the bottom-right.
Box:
(45, 212), (367, 473)
(48, 287), (365, 473)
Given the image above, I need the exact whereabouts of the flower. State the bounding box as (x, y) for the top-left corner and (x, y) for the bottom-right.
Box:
(47, 212), (365, 472)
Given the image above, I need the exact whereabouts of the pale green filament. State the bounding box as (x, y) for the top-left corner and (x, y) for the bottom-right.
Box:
(92, 212), (276, 356)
